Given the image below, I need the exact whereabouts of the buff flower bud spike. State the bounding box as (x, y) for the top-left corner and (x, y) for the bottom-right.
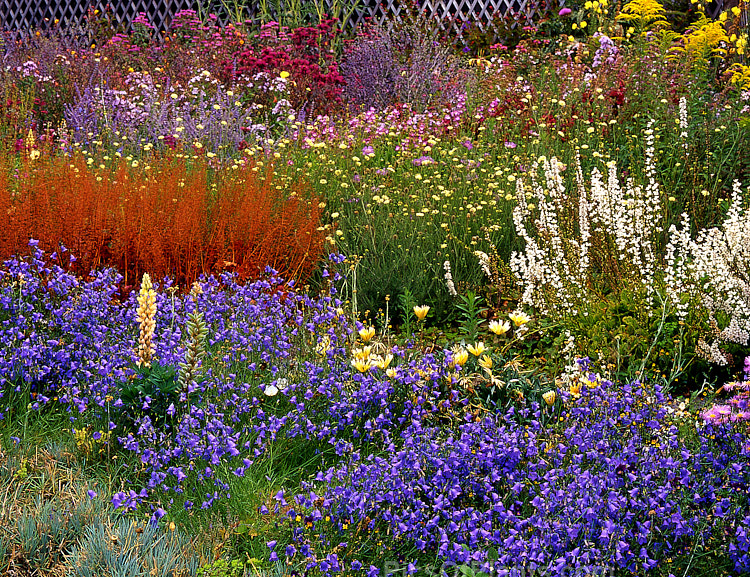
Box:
(178, 311), (208, 394)
(136, 273), (157, 367)
(25, 128), (35, 151)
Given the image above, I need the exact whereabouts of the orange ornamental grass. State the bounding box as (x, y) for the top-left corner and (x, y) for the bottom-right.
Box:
(0, 150), (324, 287)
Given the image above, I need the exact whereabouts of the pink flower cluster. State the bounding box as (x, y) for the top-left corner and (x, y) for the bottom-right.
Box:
(701, 358), (750, 424)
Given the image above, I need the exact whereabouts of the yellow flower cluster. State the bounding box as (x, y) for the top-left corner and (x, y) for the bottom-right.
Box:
(350, 345), (393, 373)
(136, 273), (157, 367)
(730, 63), (750, 89)
(617, 0), (667, 31)
(678, 16), (730, 61)
(73, 426), (111, 457)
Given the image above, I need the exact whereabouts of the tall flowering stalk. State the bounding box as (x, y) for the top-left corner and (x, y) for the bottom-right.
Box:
(679, 96), (688, 149)
(668, 180), (750, 364)
(136, 273), (157, 367)
(510, 128), (664, 316)
(510, 156), (586, 315)
(178, 311), (208, 395)
(443, 260), (457, 297)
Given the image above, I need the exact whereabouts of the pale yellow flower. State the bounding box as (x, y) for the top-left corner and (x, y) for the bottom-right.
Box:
(467, 342), (487, 356)
(352, 346), (372, 360)
(358, 326), (376, 343)
(478, 354), (493, 371)
(542, 391), (557, 406)
(569, 381), (582, 398)
(351, 358), (372, 372)
(452, 348), (469, 367)
(372, 354), (393, 370)
(413, 305), (430, 321)
(509, 311), (531, 327)
(488, 320), (511, 336)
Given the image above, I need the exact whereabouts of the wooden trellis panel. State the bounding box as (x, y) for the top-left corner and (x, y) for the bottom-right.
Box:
(0, 0), (547, 40)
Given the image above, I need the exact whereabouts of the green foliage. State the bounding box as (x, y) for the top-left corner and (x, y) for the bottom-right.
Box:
(116, 362), (179, 433)
(559, 287), (714, 392)
(307, 141), (514, 325)
(398, 287), (418, 336)
(85, 5), (127, 46)
(200, 0), (360, 32)
(198, 557), (245, 577)
(456, 291), (487, 342)
(0, 536), (6, 573)
(455, 562), (492, 577)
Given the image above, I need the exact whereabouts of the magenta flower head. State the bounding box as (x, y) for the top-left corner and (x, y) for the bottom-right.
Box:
(559, 7), (572, 16)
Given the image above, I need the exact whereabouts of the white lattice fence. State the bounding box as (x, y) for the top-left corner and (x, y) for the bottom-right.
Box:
(0, 0), (194, 39)
(414, 0), (543, 41)
(0, 0), (548, 40)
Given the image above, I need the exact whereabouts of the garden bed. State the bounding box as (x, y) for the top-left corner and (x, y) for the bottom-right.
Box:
(1, 1), (749, 576)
